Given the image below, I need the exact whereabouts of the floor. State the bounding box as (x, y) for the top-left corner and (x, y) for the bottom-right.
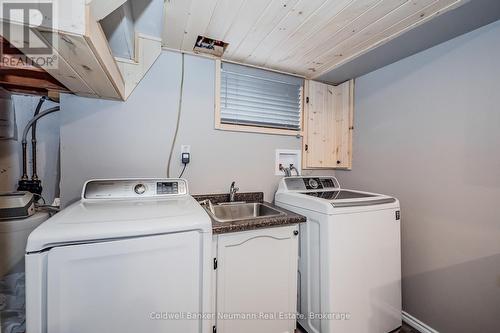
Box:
(296, 322), (420, 333)
(396, 323), (421, 333)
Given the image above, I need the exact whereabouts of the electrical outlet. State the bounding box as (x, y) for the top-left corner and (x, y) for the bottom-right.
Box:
(181, 145), (191, 154)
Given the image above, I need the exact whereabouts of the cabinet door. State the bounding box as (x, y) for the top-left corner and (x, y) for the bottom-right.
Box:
(216, 225), (299, 333)
(303, 79), (353, 169)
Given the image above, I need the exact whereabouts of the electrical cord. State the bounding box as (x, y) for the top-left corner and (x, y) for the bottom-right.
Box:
(178, 163), (187, 178)
(167, 53), (185, 178)
(32, 193), (46, 205)
(35, 205), (60, 214)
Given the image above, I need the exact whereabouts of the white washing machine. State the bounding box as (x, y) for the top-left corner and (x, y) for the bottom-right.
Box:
(25, 178), (212, 333)
(275, 176), (401, 333)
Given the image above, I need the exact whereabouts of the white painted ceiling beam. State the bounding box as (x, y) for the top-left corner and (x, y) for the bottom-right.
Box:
(1, 0), (164, 100)
(87, 0), (129, 21)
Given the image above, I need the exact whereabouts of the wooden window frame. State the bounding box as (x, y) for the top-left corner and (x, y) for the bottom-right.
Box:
(214, 59), (304, 136)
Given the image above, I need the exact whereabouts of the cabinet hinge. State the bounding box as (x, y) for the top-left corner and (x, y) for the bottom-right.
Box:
(305, 97), (309, 103)
(213, 325), (217, 333)
(213, 258), (218, 270)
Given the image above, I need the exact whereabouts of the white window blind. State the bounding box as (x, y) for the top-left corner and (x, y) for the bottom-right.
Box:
(220, 62), (303, 131)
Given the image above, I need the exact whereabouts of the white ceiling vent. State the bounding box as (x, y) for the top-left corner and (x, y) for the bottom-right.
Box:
(193, 36), (227, 57)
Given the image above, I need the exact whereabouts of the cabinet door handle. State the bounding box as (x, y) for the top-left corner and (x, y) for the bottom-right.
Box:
(293, 230), (299, 236)
(337, 160), (341, 164)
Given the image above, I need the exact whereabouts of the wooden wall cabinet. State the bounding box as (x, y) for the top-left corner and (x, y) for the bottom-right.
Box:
(212, 225), (299, 333)
(302, 79), (354, 169)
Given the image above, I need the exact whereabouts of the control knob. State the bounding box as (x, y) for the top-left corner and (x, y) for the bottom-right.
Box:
(134, 183), (146, 195)
(308, 178), (319, 189)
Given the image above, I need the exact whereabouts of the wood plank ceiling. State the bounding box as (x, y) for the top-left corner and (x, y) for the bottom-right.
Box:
(163, 0), (467, 79)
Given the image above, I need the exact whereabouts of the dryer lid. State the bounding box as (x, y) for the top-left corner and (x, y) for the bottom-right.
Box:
(275, 176), (398, 213)
(299, 190), (395, 207)
(26, 179), (211, 252)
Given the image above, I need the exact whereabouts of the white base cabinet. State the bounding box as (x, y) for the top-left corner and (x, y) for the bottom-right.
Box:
(212, 225), (299, 333)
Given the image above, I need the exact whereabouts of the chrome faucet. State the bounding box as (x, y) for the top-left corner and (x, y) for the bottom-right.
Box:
(229, 181), (239, 202)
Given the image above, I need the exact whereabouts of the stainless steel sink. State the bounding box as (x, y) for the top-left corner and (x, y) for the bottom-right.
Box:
(204, 202), (285, 223)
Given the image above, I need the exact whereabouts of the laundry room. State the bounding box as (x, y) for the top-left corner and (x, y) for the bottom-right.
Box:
(1, 0), (499, 333)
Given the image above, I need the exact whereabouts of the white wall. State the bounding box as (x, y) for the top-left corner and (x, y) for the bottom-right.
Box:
(60, 51), (331, 206)
(0, 94), (60, 203)
(100, 1), (135, 59)
(336, 20), (500, 332)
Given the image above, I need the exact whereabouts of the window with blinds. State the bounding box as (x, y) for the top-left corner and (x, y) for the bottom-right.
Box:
(219, 62), (303, 132)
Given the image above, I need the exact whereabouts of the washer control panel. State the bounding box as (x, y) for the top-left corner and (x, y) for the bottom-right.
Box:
(284, 177), (339, 191)
(83, 179), (188, 199)
(156, 181), (179, 195)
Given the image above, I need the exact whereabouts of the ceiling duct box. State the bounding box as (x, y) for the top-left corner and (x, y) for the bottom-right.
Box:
(194, 36), (228, 57)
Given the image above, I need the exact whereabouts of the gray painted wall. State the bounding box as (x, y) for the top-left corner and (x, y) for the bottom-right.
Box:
(60, 51), (331, 206)
(336, 20), (500, 332)
(0, 94), (60, 203)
